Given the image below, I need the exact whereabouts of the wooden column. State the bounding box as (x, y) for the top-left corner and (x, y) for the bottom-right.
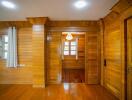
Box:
(28, 17), (48, 88)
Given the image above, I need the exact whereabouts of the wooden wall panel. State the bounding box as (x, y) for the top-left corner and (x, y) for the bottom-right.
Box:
(85, 32), (100, 84)
(103, 11), (121, 98)
(0, 27), (32, 84)
(101, 1), (132, 100)
(47, 21), (100, 84)
(46, 32), (62, 84)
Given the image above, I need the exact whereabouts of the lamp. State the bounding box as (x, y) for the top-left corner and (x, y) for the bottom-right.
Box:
(66, 32), (73, 40)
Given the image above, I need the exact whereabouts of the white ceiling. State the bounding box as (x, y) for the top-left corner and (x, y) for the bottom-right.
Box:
(0, 0), (119, 21)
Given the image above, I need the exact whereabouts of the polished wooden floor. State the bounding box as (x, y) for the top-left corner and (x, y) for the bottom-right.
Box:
(0, 83), (118, 100)
(62, 69), (85, 83)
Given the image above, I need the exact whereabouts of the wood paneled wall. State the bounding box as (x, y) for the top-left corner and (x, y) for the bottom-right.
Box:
(0, 27), (32, 84)
(101, 0), (132, 99)
(85, 32), (100, 84)
(0, 20), (100, 85)
(46, 21), (100, 84)
(62, 34), (85, 69)
(103, 14), (121, 98)
(46, 32), (62, 84)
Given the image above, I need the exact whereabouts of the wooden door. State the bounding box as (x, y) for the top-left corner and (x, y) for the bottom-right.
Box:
(126, 17), (132, 100)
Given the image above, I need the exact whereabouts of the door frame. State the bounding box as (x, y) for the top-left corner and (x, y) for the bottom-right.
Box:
(124, 16), (132, 100)
(61, 32), (86, 83)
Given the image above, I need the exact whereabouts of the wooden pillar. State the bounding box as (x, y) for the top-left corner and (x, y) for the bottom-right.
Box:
(28, 17), (48, 88)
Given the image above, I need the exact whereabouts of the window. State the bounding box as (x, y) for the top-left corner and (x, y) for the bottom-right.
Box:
(63, 40), (77, 56)
(3, 35), (8, 59)
(0, 35), (8, 59)
(64, 41), (69, 55)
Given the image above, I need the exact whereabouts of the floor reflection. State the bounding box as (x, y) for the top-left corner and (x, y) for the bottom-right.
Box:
(0, 83), (119, 100)
(63, 83), (70, 90)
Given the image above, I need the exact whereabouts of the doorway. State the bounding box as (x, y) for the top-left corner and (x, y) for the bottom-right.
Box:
(124, 16), (132, 100)
(61, 32), (85, 83)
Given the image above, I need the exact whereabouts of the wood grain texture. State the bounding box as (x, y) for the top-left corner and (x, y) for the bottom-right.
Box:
(47, 21), (100, 32)
(27, 17), (49, 25)
(120, 6), (132, 100)
(32, 25), (45, 87)
(62, 69), (85, 83)
(0, 27), (32, 84)
(85, 32), (100, 84)
(101, 1), (132, 99)
(0, 84), (118, 100)
(103, 11), (121, 98)
(46, 32), (62, 84)
(126, 17), (132, 100)
(47, 21), (99, 27)
(28, 17), (49, 87)
(46, 21), (100, 85)
(111, 0), (132, 14)
(0, 21), (32, 29)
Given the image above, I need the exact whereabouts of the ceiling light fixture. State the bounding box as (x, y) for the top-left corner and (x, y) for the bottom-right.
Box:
(1, 1), (16, 9)
(74, 0), (87, 9)
(66, 32), (73, 40)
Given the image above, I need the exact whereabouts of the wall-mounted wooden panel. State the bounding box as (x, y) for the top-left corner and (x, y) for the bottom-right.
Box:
(101, 1), (132, 99)
(85, 32), (100, 84)
(0, 27), (32, 84)
(103, 11), (121, 98)
(46, 32), (62, 84)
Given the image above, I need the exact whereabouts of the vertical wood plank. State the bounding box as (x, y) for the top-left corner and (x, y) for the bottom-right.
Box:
(85, 32), (100, 84)
(46, 32), (62, 84)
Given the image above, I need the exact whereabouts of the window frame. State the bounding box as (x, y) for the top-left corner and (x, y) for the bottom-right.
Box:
(63, 40), (77, 56)
(0, 35), (8, 59)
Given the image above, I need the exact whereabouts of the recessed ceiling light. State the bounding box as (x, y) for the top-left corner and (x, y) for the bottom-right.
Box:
(1, 1), (16, 9)
(74, 0), (87, 9)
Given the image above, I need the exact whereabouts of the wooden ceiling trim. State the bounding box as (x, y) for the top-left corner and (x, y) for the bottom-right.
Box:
(111, 0), (132, 14)
(27, 17), (49, 25)
(47, 21), (99, 27)
(48, 26), (100, 32)
(0, 21), (32, 28)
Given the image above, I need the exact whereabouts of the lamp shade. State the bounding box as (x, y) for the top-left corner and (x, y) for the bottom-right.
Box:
(66, 33), (73, 40)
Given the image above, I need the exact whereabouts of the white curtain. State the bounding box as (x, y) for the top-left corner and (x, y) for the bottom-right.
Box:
(76, 38), (78, 60)
(7, 27), (17, 67)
